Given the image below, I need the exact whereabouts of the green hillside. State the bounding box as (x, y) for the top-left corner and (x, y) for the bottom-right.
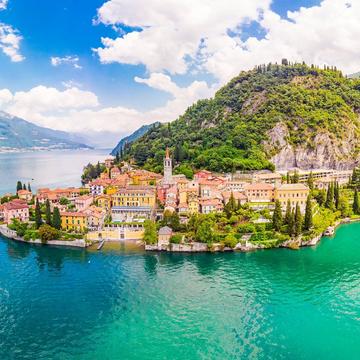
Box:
(122, 63), (360, 173)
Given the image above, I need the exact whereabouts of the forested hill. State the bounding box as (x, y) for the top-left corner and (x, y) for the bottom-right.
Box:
(122, 62), (360, 173)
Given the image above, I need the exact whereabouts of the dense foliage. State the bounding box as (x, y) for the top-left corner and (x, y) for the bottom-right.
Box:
(123, 63), (360, 174)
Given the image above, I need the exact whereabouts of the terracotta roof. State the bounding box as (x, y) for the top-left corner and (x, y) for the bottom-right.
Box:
(245, 183), (274, 191)
(276, 183), (309, 191)
(60, 211), (87, 217)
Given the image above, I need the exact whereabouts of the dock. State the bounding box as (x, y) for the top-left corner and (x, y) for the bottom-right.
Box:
(97, 240), (105, 250)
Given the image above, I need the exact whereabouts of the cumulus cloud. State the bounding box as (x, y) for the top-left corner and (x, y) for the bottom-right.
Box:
(94, 0), (270, 75)
(0, 0), (8, 10)
(0, 23), (24, 62)
(94, 0), (360, 82)
(51, 55), (82, 69)
(0, 78), (213, 140)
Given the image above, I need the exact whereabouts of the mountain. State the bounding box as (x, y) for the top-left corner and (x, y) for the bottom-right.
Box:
(123, 63), (360, 172)
(348, 72), (360, 79)
(0, 112), (91, 151)
(110, 122), (160, 156)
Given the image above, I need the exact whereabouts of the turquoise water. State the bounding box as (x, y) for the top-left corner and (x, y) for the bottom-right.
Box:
(0, 224), (360, 359)
(0, 149), (109, 195)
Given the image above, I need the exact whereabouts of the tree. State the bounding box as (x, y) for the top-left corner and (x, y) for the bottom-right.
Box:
(272, 200), (283, 232)
(224, 192), (237, 217)
(223, 233), (238, 248)
(325, 183), (334, 210)
(338, 196), (351, 218)
(35, 199), (42, 229)
(284, 200), (292, 225)
(38, 224), (60, 244)
(287, 210), (295, 236)
(304, 195), (313, 231)
(196, 220), (215, 244)
(27, 183), (32, 192)
(23, 183), (27, 190)
(292, 171), (299, 184)
(334, 182), (340, 209)
(307, 172), (314, 190)
(45, 199), (52, 226)
(52, 207), (61, 230)
(286, 172), (290, 184)
(162, 210), (181, 231)
(353, 189), (360, 215)
(143, 220), (157, 244)
(316, 189), (326, 207)
(16, 181), (23, 192)
(294, 203), (303, 237)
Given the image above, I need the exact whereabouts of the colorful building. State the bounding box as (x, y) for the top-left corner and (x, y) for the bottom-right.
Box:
(244, 183), (274, 203)
(61, 212), (87, 232)
(3, 200), (29, 224)
(274, 183), (310, 213)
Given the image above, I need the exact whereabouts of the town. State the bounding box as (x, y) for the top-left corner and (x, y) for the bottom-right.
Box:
(0, 149), (358, 252)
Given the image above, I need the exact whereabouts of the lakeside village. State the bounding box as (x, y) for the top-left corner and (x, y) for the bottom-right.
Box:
(1, 149), (360, 252)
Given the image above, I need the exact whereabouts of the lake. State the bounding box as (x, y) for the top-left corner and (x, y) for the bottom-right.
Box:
(0, 149), (110, 195)
(0, 223), (359, 359)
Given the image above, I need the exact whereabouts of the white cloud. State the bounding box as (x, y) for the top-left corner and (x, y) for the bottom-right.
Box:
(0, 0), (8, 11)
(94, 0), (360, 82)
(94, 0), (270, 75)
(0, 23), (24, 62)
(0, 77), (213, 144)
(51, 55), (82, 69)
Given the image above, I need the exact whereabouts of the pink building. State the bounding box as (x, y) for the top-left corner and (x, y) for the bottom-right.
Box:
(75, 195), (94, 211)
(3, 200), (29, 224)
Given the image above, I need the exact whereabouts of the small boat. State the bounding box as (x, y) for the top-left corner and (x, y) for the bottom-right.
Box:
(97, 240), (105, 250)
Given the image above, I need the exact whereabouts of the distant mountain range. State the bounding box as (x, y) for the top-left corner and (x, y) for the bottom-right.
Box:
(110, 122), (160, 156)
(0, 111), (91, 151)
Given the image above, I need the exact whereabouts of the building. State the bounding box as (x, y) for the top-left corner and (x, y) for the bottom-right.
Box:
(96, 194), (112, 213)
(104, 157), (114, 168)
(111, 206), (153, 223)
(224, 181), (247, 192)
(110, 166), (121, 179)
(158, 226), (173, 247)
(17, 189), (33, 202)
(244, 183), (274, 203)
(222, 191), (247, 205)
(274, 183), (310, 213)
(60, 212), (87, 232)
(3, 200), (29, 224)
(163, 148), (173, 185)
(75, 195), (93, 211)
(188, 193), (199, 214)
(111, 187), (156, 207)
(89, 179), (112, 196)
(253, 172), (282, 186)
(199, 199), (223, 214)
(84, 206), (106, 230)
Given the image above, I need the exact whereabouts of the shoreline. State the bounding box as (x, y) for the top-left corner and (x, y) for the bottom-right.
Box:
(1, 218), (359, 253)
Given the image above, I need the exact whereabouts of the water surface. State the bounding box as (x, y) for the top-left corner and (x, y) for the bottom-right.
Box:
(0, 223), (359, 359)
(0, 149), (109, 195)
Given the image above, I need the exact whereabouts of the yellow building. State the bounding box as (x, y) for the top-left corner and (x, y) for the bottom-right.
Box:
(86, 226), (144, 241)
(111, 188), (156, 208)
(188, 196), (199, 214)
(61, 212), (87, 232)
(274, 183), (310, 213)
(96, 194), (112, 213)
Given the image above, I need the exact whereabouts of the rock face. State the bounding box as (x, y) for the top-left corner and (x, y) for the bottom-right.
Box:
(264, 122), (360, 170)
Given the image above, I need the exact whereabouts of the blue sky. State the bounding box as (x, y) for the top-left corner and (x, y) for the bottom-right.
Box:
(0, 0), (357, 147)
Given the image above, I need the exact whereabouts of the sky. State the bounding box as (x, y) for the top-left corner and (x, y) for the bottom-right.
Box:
(0, 0), (359, 147)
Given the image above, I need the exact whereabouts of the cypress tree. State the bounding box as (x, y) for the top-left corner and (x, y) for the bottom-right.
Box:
(27, 183), (31, 192)
(307, 171), (314, 190)
(304, 195), (313, 231)
(35, 199), (42, 229)
(284, 199), (292, 225)
(45, 199), (52, 226)
(16, 181), (22, 192)
(286, 172), (290, 184)
(292, 170), (299, 184)
(52, 207), (61, 230)
(287, 210), (295, 237)
(23, 183), (26, 190)
(353, 189), (360, 215)
(334, 182), (340, 209)
(325, 183), (334, 210)
(294, 203), (303, 237)
(272, 200), (283, 232)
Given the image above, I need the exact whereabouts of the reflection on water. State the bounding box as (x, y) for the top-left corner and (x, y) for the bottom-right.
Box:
(0, 223), (360, 359)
